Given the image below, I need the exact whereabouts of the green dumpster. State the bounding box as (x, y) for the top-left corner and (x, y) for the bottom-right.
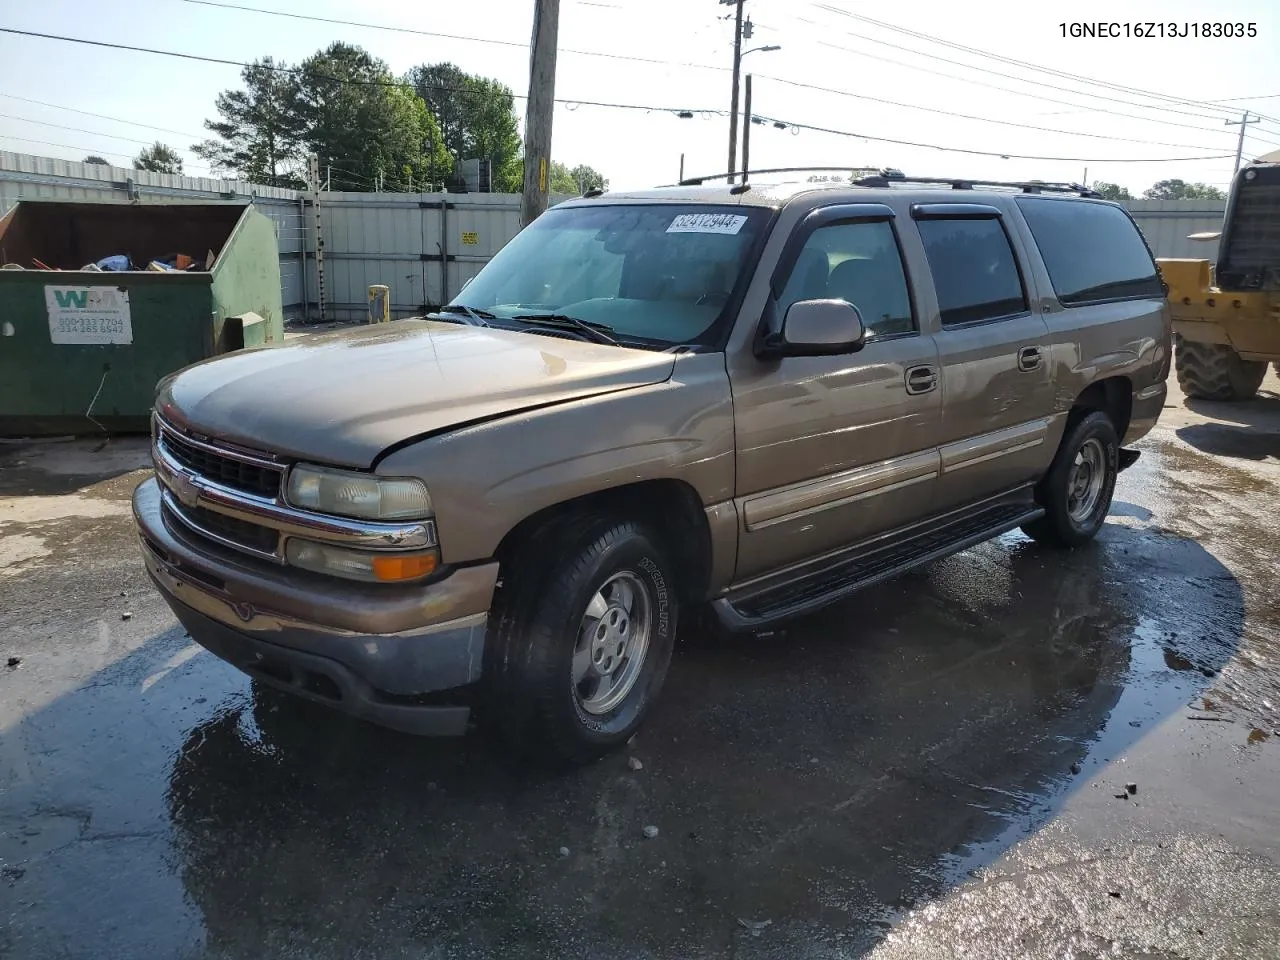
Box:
(0, 200), (283, 436)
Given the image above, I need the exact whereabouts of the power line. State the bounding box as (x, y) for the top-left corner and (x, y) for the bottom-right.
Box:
(791, 4), (1245, 127)
(0, 134), (213, 173)
(0, 111), (170, 148)
(0, 28), (716, 117)
(752, 75), (1233, 151)
(810, 4), (1245, 121)
(178, 0), (727, 74)
(745, 112), (1235, 163)
(0, 93), (207, 142)
(772, 21), (1280, 146)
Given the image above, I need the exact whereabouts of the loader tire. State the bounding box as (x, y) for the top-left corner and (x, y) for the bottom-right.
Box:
(1174, 335), (1265, 401)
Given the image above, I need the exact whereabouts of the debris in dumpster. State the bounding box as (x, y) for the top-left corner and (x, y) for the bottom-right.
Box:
(147, 260), (176, 272)
(30, 257), (55, 270)
(95, 254), (131, 271)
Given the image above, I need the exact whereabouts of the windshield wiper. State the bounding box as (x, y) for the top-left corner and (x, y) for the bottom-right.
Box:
(508, 313), (619, 346)
(434, 304), (495, 326)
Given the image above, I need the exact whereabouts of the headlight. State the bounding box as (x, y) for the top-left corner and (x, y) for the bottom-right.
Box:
(285, 464), (432, 521)
(286, 540), (439, 583)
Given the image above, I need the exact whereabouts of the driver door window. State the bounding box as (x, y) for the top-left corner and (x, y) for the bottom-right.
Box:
(777, 220), (916, 339)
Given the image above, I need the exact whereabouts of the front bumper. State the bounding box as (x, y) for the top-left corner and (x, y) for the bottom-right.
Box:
(133, 477), (499, 735)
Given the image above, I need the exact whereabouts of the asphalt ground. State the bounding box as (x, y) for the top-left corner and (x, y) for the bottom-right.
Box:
(2, 371), (1279, 959)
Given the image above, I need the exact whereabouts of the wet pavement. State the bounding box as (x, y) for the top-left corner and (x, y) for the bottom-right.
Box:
(2, 374), (1280, 959)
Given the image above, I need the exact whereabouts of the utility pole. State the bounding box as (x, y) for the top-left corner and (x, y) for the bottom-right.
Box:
(522, 0), (560, 227)
(725, 0), (744, 184)
(1227, 111), (1260, 177)
(741, 74), (753, 181)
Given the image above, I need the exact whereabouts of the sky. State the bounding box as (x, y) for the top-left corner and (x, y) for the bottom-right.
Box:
(0, 0), (1278, 194)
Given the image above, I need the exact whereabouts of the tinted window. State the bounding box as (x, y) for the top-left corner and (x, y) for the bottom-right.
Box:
(778, 220), (915, 339)
(917, 218), (1027, 326)
(1016, 197), (1162, 305)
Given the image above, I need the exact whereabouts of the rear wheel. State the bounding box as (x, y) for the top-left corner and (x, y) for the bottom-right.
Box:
(1022, 411), (1119, 549)
(1174, 335), (1266, 401)
(481, 516), (677, 766)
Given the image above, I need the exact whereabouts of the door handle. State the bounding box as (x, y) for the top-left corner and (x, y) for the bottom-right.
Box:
(905, 364), (938, 395)
(1017, 346), (1043, 371)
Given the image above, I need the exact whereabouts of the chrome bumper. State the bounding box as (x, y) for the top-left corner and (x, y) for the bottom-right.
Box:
(134, 477), (499, 735)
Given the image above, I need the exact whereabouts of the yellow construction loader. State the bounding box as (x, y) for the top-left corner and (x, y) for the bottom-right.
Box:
(1157, 148), (1280, 400)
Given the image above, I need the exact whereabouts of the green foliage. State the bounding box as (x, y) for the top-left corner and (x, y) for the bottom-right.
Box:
(408, 62), (521, 187)
(549, 162), (608, 194)
(292, 44), (448, 192)
(133, 142), (184, 174)
(1090, 181), (1133, 201)
(193, 57), (305, 188)
(196, 46), (605, 194)
(1142, 179), (1226, 200)
(83, 155), (109, 166)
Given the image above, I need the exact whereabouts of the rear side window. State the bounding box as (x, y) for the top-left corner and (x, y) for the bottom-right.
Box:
(916, 218), (1028, 326)
(1016, 197), (1163, 305)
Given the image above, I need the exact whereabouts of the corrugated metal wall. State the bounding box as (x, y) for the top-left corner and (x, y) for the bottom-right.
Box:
(1124, 199), (1226, 261)
(314, 192), (552, 321)
(0, 152), (1234, 326)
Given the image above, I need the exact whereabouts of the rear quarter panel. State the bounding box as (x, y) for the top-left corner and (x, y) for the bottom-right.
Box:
(1003, 200), (1171, 450)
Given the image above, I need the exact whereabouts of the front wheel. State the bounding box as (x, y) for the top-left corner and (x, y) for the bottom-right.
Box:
(1022, 411), (1119, 549)
(481, 517), (677, 765)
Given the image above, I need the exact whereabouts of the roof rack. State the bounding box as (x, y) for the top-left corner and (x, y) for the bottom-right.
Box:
(851, 173), (1099, 197)
(670, 167), (1099, 198)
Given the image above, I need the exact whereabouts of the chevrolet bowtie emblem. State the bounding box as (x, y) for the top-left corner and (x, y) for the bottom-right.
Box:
(172, 471), (201, 508)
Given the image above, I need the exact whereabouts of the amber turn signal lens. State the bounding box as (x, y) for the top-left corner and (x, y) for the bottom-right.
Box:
(371, 552), (438, 582)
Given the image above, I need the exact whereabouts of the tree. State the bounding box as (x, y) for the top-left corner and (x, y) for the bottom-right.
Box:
(548, 162), (608, 194)
(407, 63), (522, 189)
(1142, 179), (1226, 200)
(194, 57), (307, 188)
(290, 44), (449, 192)
(1091, 181), (1133, 201)
(83, 155), (110, 166)
(134, 142), (184, 174)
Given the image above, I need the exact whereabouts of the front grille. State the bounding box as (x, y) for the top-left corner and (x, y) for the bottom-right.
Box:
(1219, 180), (1280, 290)
(159, 428), (283, 499)
(165, 500), (280, 556)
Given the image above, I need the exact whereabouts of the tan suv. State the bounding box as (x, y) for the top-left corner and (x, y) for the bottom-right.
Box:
(133, 174), (1171, 763)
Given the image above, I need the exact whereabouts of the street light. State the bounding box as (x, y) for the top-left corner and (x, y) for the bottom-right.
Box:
(728, 43), (780, 183)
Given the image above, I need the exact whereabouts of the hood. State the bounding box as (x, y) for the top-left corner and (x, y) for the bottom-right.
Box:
(157, 321), (676, 467)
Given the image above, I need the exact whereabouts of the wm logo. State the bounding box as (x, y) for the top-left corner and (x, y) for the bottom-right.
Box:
(53, 290), (88, 309)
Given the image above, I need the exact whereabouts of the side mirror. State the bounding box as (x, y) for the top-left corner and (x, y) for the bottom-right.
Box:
(758, 299), (866, 358)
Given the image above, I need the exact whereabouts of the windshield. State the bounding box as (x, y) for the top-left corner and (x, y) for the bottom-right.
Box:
(449, 203), (770, 348)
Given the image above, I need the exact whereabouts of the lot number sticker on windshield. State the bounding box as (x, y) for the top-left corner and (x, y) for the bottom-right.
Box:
(666, 213), (749, 235)
(45, 286), (133, 345)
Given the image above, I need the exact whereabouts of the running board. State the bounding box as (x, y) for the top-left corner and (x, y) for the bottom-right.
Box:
(712, 493), (1044, 631)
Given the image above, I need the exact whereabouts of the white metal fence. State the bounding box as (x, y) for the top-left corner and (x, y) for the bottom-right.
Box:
(1125, 199), (1226, 261)
(0, 152), (1232, 325)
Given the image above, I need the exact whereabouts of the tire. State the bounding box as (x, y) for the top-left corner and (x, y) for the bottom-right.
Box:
(1022, 411), (1119, 549)
(1273, 361), (1280, 381)
(1174, 335), (1265, 401)
(481, 516), (678, 766)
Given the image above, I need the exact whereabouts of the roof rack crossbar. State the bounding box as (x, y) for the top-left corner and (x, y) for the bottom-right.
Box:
(850, 174), (1098, 197)
(665, 168), (1099, 198)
